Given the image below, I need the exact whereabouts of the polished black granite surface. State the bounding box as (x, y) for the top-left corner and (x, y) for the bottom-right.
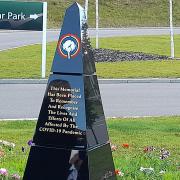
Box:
(24, 144), (116, 180)
(51, 3), (96, 75)
(23, 146), (89, 180)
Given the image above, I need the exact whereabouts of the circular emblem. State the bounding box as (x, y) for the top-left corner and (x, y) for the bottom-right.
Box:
(57, 34), (81, 59)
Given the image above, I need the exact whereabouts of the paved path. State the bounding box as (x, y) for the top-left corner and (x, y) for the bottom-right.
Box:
(1, 27), (180, 50)
(0, 83), (180, 119)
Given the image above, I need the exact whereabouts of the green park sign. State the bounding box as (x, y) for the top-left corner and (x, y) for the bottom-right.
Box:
(0, 1), (47, 78)
(0, 1), (43, 31)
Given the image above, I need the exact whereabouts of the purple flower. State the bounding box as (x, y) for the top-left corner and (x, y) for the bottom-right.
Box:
(12, 173), (21, 180)
(160, 148), (170, 160)
(0, 168), (8, 176)
(27, 139), (34, 146)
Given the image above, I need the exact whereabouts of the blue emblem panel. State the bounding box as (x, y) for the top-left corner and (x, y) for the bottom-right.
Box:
(58, 33), (81, 59)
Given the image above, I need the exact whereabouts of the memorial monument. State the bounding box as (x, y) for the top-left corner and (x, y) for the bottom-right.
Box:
(23, 2), (116, 180)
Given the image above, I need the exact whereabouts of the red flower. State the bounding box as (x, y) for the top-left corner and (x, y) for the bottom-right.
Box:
(122, 143), (129, 148)
(115, 169), (120, 175)
(115, 169), (124, 176)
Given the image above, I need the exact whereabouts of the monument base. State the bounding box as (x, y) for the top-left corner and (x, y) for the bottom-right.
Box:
(23, 143), (116, 180)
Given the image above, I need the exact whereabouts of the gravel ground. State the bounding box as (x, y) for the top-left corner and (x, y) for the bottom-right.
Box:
(93, 48), (170, 62)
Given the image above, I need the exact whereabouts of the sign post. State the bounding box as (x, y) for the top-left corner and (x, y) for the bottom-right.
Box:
(42, 2), (47, 78)
(0, 1), (47, 78)
(85, 0), (88, 21)
(169, 0), (175, 59)
(96, 0), (99, 49)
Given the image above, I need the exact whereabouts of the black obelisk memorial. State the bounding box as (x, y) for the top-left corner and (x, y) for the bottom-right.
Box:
(23, 3), (116, 180)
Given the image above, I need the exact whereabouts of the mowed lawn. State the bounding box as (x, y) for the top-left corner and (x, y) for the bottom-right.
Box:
(0, 35), (180, 79)
(0, 117), (180, 179)
(46, 0), (180, 28)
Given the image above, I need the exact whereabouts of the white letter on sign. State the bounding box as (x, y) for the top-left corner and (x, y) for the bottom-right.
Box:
(20, 12), (25, 20)
(8, 12), (13, 19)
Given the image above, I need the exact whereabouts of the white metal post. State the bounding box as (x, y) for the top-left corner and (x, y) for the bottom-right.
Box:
(85, 0), (89, 20)
(169, 0), (175, 59)
(42, 2), (47, 78)
(96, 0), (99, 49)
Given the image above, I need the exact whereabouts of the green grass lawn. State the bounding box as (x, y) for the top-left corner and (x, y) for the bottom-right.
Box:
(96, 61), (180, 78)
(0, 116), (180, 179)
(109, 116), (180, 179)
(44, 0), (180, 28)
(92, 35), (180, 57)
(0, 35), (180, 79)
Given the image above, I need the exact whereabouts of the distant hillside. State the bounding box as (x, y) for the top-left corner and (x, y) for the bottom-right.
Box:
(47, 0), (180, 28)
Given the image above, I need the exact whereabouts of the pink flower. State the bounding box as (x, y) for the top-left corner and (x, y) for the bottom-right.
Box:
(143, 146), (155, 153)
(12, 173), (21, 180)
(0, 150), (5, 158)
(0, 168), (8, 176)
(111, 144), (117, 151)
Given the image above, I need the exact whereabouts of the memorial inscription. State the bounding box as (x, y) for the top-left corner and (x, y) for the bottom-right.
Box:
(32, 75), (87, 149)
(40, 80), (81, 135)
